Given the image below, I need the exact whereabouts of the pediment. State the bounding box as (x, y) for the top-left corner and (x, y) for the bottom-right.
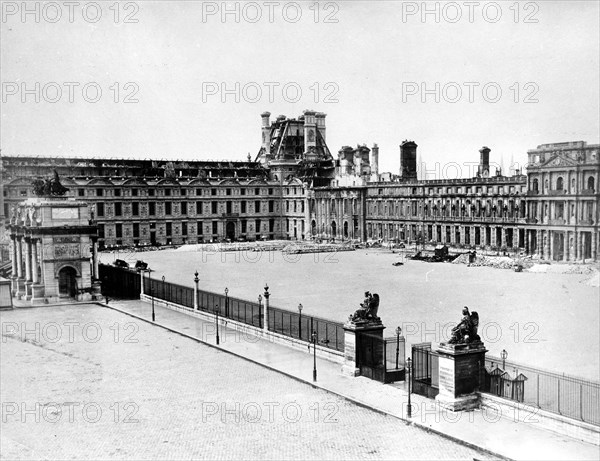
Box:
(122, 178), (148, 186)
(156, 178), (180, 186)
(247, 179), (268, 185)
(540, 154), (577, 168)
(86, 177), (114, 186)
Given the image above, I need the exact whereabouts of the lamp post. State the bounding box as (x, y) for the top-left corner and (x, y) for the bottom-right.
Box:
(147, 270), (155, 322)
(215, 303), (220, 345)
(258, 294), (264, 329)
(298, 303), (303, 340)
(406, 357), (412, 417)
(395, 326), (402, 370)
(225, 287), (229, 318)
(501, 349), (508, 370)
(161, 275), (165, 302)
(312, 330), (317, 382)
(193, 271), (199, 310)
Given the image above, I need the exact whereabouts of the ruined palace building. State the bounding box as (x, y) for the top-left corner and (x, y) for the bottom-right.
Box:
(2, 110), (599, 262)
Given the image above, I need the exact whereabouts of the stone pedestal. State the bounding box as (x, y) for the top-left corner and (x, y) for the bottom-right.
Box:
(435, 342), (487, 411)
(25, 281), (33, 300)
(16, 278), (26, 299)
(10, 276), (18, 296)
(91, 280), (103, 301)
(342, 321), (385, 378)
(31, 284), (46, 304)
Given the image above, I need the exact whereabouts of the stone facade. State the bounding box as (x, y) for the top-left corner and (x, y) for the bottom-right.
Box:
(1, 113), (598, 262)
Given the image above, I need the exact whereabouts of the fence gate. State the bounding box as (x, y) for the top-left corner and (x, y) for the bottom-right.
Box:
(412, 342), (439, 398)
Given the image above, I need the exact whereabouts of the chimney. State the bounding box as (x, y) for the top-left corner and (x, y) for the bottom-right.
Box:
(303, 110), (317, 153)
(399, 140), (418, 180)
(260, 112), (271, 154)
(370, 143), (379, 180)
(478, 146), (490, 177)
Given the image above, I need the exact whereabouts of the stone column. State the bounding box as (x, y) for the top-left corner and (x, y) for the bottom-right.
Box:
(31, 239), (39, 284)
(527, 230), (532, 255)
(543, 231), (550, 260)
(31, 239), (45, 303)
(592, 232), (597, 261)
(548, 230), (554, 261)
(10, 234), (17, 277)
(16, 236), (23, 278)
(24, 237), (32, 300)
(92, 239), (99, 280)
(10, 234), (18, 295)
(24, 238), (32, 281)
(577, 231), (582, 261)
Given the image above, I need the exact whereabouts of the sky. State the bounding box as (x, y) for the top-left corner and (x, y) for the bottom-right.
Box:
(1, 0), (599, 178)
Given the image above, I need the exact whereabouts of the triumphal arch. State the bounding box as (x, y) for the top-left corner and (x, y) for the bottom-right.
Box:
(7, 173), (101, 304)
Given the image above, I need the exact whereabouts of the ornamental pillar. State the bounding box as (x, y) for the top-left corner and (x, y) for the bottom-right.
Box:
(24, 238), (32, 281)
(16, 236), (23, 278)
(31, 239), (39, 284)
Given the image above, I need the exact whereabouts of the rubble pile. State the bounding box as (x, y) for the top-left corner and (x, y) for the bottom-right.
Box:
(453, 253), (535, 270)
(582, 270), (600, 287)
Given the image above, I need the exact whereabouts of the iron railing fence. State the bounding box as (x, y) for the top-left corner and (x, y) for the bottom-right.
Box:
(267, 306), (344, 352)
(384, 336), (406, 371)
(484, 356), (600, 426)
(143, 277), (263, 328)
(411, 343), (440, 399)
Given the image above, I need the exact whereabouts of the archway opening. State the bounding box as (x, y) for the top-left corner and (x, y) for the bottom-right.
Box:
(58, 267), (78, 298)
(226, 222), (235, 241)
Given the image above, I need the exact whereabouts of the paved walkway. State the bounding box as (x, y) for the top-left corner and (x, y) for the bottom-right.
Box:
(105, 299), (599, 461)
(2, 303), (494, 460)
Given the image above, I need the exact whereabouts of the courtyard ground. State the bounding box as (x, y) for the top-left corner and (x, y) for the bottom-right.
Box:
(1, 304), (497, 461)
(100, 247), (600, 380)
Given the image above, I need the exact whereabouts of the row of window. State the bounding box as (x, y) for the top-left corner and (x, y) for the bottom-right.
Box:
(530, 176), (596, 192)
(366, 223), (522, 248)
(100, 219), (278, 238)
(77, 186), (304, 198)
(375, 185), (525, 196)
(95, 200), (305, 218)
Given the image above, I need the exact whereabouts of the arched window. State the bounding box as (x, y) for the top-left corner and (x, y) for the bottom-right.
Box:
(532, 178), (539, 192)
(556, 177), (564, 191)
(588, 176), (595, 191)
